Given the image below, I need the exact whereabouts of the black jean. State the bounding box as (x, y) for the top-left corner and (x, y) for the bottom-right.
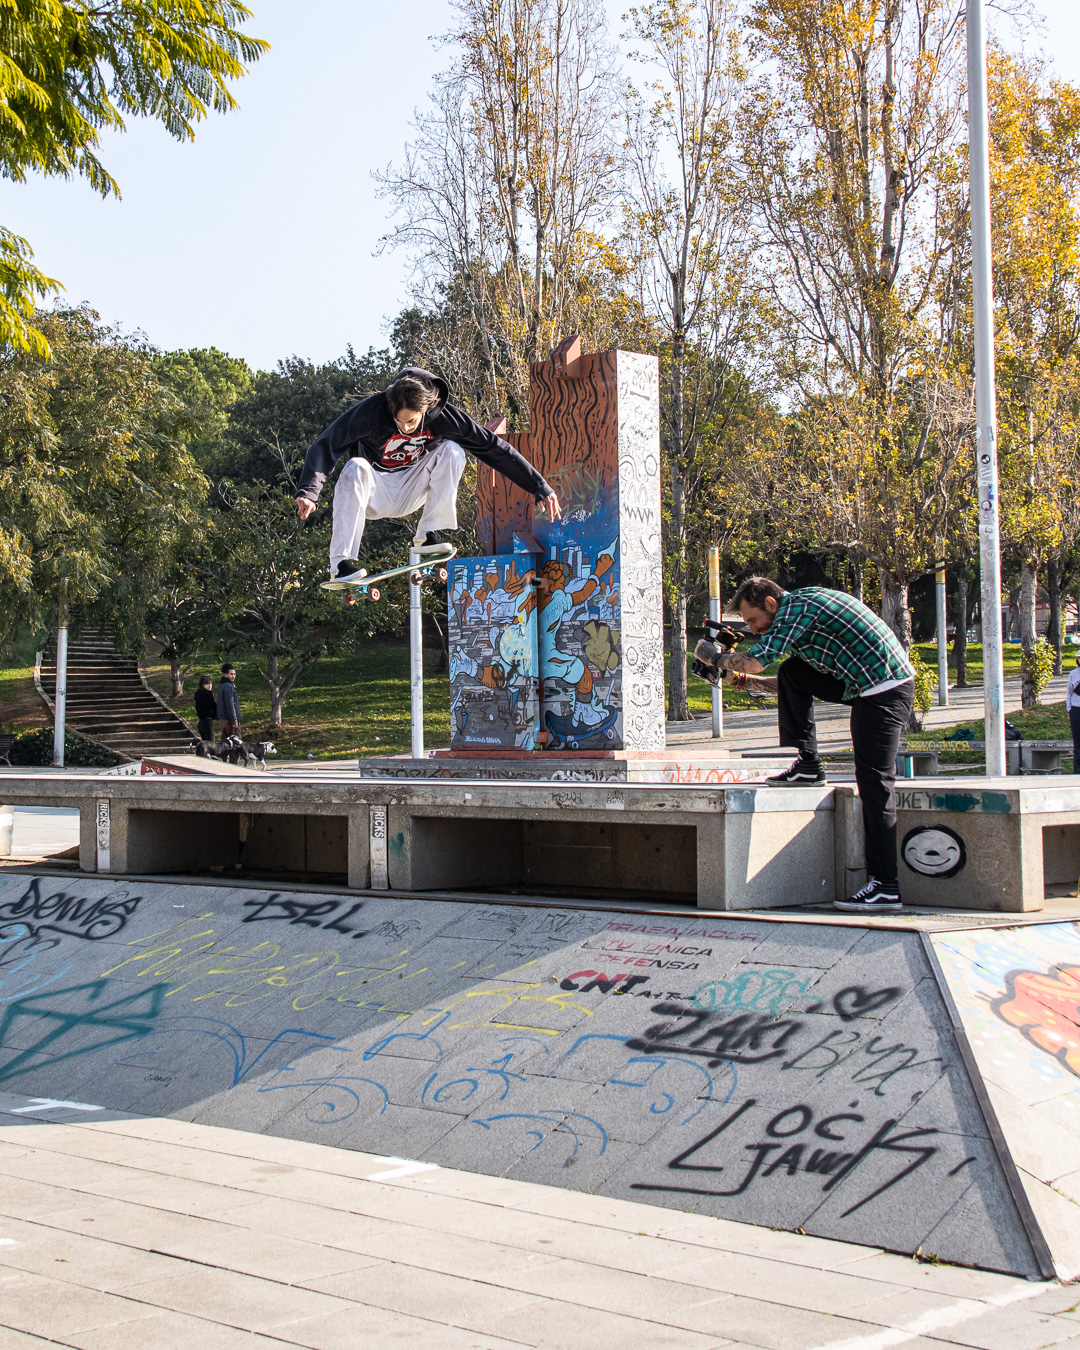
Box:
(1070, 706), (1080, 773)
(777, 656), (914, 883)
(197, 717), (214, 741)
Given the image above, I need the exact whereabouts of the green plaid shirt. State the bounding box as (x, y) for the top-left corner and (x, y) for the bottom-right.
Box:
(748, 587), (914, 699)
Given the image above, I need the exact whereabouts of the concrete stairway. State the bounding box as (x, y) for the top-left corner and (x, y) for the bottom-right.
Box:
(38, 628), (196, 758)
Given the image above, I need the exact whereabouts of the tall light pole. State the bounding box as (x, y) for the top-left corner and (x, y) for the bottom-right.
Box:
(967, 0), (1006, 777)
(52, 578), (69, 768)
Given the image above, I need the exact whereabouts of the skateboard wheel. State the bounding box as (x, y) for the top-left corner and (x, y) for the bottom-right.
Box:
(410, 571), (422, 585)
(369, 587), (381, 602)
(345, 592), (356, 607)
(437, 567), (448, 581)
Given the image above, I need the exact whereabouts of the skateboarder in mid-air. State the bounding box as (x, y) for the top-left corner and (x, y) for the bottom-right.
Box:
(296, 367), (562, 583)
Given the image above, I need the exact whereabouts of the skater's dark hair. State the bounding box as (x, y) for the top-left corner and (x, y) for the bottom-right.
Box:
(387, 374), (440, 417)
(198, 675), (212, 688)
(221, 663), (235, 675)
(731, 576), (785, 610)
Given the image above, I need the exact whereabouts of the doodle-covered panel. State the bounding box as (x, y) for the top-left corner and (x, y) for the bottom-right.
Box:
(448, 555), (539, 750)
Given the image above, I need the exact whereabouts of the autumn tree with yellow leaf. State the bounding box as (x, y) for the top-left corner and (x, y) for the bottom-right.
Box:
(740, 0), (974, 648)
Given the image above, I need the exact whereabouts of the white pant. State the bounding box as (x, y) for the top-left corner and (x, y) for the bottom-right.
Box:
(328, 441), (466, 572)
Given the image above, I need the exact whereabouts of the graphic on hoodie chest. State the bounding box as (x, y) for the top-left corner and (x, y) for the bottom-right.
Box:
(377, 431), (434, 470)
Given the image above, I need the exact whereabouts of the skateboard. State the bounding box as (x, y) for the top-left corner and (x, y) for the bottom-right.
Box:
(544, 706), (619, 750)
(320, 544), (458, 603)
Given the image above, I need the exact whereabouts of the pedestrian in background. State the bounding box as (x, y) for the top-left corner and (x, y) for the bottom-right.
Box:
(1068, 653), (1080, 774)
(217, 663), (242, 742)
(193, 675), (216, 741)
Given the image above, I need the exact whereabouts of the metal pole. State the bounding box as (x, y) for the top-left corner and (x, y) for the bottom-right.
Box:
(936, 565), (949, 706)
(52, 578), (69, 767)
(409, 547), (424, 759)
(709, 546), (723, 738)
(968, 0), (1006, 777)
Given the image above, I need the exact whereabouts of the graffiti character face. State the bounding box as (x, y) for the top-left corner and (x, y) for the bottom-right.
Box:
(901, 826), (966, 878)
(537, 560), (565, 600)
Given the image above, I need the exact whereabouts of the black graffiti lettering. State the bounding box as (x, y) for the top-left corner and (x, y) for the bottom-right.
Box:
(615, 976), (650, 994)
(832, 986), (902, 1020)
(815, 1112), (864, 1141)
(664, 1100), (789, 1198)
(322, 902), (368, 938)
(242, 896), (340, 926)
(805, 1148), (853, 1174)
(821, 1118), (940, 1216)
(665, 1097), (756, 1176)
(581, 975), (620, 993)
(766, 1105), (813, 1137)
(763, 1144), (804, 1177)
(781, 1029), (861, 1077)
(849, 1037), (942, 1097)
(948, 1156), (977, 1176)
(0, 879), (140, 942)
(627, 1002), (801, 1066)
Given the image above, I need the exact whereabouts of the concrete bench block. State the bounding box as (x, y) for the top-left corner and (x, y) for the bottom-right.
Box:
(899, 750), (940, 777)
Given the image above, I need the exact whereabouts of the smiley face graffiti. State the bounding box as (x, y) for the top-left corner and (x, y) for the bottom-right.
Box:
(901, 825), (966, 879)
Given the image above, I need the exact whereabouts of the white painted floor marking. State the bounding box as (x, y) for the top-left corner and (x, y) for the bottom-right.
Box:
(366, 1158), (441, 1181)
(808, 1278), (1058, 1350)
(8, 1098), (105, 1116)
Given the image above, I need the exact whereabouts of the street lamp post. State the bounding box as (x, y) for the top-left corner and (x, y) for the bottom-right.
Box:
(967, 0), (1006, 777)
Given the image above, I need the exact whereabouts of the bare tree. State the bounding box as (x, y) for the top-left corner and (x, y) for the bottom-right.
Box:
(623, 0), (760, 719)
(740, 0), (972, 645)
(378, 0), (625, 419)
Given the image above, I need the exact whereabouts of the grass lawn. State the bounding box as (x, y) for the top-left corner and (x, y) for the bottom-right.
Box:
(4, 626), (1074, 763)
(0, 629), (52, 735)
(142, 640), (452, 759)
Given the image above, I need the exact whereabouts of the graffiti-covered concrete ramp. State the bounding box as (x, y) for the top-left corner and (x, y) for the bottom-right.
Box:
(0, 873), (1061, 1279)
(935, 923), (1080, 1279)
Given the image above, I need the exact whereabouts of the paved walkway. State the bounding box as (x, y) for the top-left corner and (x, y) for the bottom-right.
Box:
(667, 673), (1070, 756)
(0, 1110), (1076, 1350)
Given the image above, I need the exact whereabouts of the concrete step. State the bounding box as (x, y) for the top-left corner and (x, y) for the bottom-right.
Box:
(42, 624), (193, 750)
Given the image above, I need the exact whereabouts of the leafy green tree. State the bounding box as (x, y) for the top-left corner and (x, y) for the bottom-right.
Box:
(144, 556), (217, 697)
(0, 1), (267, 352)
(222, 347), (399, 483)
(204, 478), (396, 728)
(155, 348), (253, 476)
(0, 305), (208, 646)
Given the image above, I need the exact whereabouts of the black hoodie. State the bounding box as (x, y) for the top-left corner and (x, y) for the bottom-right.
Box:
(295, 367), (552, 505)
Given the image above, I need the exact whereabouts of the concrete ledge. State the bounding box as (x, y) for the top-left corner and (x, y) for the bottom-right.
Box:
(0, 773), (839, 909)
(7, 771), (1080, 911)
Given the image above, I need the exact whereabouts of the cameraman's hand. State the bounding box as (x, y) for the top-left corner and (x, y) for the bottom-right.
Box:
(296, 497), (316, 521)
(691, 658), (721, 687)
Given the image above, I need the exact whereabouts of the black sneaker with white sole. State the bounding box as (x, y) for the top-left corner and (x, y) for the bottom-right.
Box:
(417, 531), (455, 555)
(334, 558), (367, 583)
(765, 756), (826, 787)
(833, 878), (902, 913)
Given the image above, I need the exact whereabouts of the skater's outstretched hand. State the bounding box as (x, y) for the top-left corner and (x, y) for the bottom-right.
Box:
(296, 497), (316, 520)
(537, 491), (562, 521)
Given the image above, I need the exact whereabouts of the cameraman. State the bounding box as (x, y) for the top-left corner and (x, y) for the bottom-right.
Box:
(696, 577), (914, 913)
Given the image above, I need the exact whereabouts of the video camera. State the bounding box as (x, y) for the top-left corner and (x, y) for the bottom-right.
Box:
(691, 618), (751, 687)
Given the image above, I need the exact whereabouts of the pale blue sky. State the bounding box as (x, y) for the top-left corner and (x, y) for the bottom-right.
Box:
(2, 0), (1077, 373)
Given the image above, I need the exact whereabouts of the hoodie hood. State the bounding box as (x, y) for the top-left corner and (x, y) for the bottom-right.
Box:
(394, 367), (450, 413)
